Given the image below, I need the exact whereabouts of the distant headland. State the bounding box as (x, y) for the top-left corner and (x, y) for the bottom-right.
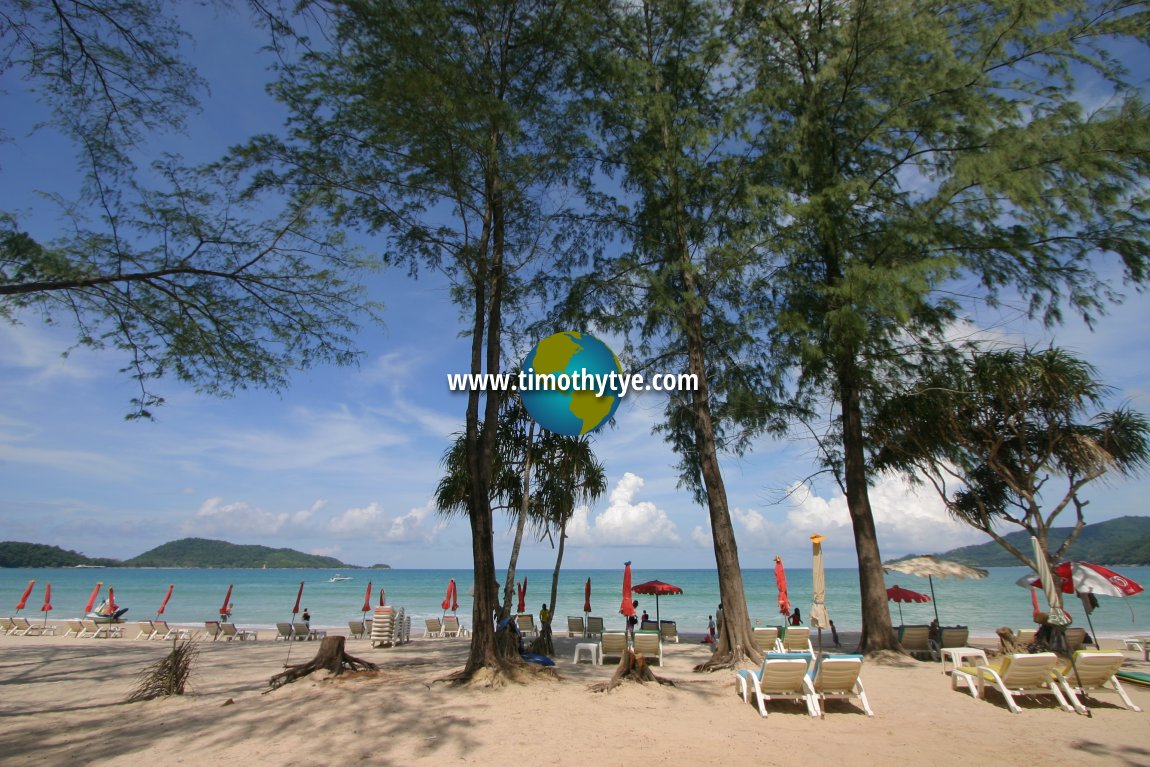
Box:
(0, 537), (390, 569)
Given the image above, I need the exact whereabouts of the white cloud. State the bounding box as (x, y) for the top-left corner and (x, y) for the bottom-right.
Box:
(384, 499), (449, 543)
(567, 472), (680, 546)
(183, 497), (313, 537)
(329, 502), (388, 537)
(733, 472), (985, 560)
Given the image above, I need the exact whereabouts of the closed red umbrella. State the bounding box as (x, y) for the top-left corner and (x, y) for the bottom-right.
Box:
(886, 585), (931, 623)
(15, 579), (35, 614)
(516, 578), (526, 614)
(156, 584), (174, 620)
(619, 561), (634, 630)
(107, 587), (118, 613)
(83, 582), (103, 614)
(219, 584), (234, 618)
(379, 586), (386, 607)
(584, 577), (592, 613)
(774, 556), (792, 619)
(631, 580), (683, 625)
(40, 583), (52, 614)
(442, 579), (458, 615)
(362, 580), (373, 617)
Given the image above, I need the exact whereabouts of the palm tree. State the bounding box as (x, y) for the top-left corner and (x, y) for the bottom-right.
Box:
(529, 433), (607, 657)
(871, 346), (1150, 573)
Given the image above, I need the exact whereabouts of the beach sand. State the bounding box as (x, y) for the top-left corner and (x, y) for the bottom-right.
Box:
(2, 624), (1149, 766)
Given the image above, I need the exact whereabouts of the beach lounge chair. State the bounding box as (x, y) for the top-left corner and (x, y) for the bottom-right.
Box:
(567, 616), (586, 637)
(443, 615), (467, 638)
(752, 626), (780, 652)
(204, 621), (222, 641)
(632, 630), (663, 666)
(0, 617), (15, 635)
(737, 653), (817, 718)
(659, 620), (679, 644)
(151, 621), (182, 640)
(87, 620), (121, 639)
(274, 623), (294, 641)
(1122, 636), (1149, 662)
(586, 616), (605, 639)
(62, 619), (85, 638)
(515, 614), (537, 638)
(424, 617), (443, 638)
(348, 620), (366, 639)
(134, 621), (157, 640)
(219, 622), (257, 641)
(600, 632), (628, 665)
(951, 652), (1074, 713)
(640, 620), (659, 632)
(931, 626), (969, 654)
(292, 622), (324, 640)
(898, 625), (935, 660)
(9, 617), (38, 636)
(778, 626), (814, 654)
(1065, 627), (1088, 651)
(805, 655), (875, 717)
(1054, 651), (1142, 714)
(79, 619), (100, 638)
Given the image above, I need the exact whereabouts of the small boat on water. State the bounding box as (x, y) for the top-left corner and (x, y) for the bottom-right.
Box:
(329, 574), (353, 582)
(86, 607), (129, 622)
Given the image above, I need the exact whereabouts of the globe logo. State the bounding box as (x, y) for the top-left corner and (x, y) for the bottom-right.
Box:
(519, 331), (623, 436)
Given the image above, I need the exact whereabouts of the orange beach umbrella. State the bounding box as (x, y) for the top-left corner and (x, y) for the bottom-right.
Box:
(156, 584), (174, 619)
(15, 579), (35, 614)
(40, 583), (52, 614)
(107, 587), (118, 613)
(84, 582), (103, 614)
(291, 582), (305, 614)
(219, 584), (234, 617)
(619, 561), (634, 629)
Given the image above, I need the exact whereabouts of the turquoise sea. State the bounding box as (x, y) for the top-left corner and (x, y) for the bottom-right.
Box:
(3, 566), (1148, 638)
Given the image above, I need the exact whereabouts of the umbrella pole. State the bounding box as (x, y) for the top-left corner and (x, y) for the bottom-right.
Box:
(1085, 611), (1101, 651)
(897, 602), (904, 623)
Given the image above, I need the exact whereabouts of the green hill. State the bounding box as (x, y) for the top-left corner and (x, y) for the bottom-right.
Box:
(0, 542), (120, 568)
(919, 516), (1150, 566)
(123, 538), (351, 568)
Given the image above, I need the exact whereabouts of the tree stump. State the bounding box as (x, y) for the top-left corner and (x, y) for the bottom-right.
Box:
(590, 649), (675, 693)
(267, 635), (378, 691)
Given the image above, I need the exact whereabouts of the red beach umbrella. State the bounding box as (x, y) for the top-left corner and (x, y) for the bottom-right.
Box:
(362, 580), (373, 616)
(83, 582), (103, 614)
(516, 578), (526, 614)
(219, 584), (234, 618)
(774, 556), (792, 619)
(442, 579), (458, 615)
(292, 581), (305, 614)
(886, 585), (931, 623)
(631, 580), (683, 625)
(584, 577), (592, 614)
(40, 583), (52, 614)
(379, 586), (386, 607)
(1019, 562), (1144, 598)
(156, 584), (174, 619)
(619, 561), (634, 629)
(15, 579), (35, 614)
(107, 587), (118, 613)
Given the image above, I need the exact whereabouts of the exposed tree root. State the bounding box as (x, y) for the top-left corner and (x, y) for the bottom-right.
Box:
(590, 649), (675, 692)
(694, 635), (761, 673)
(266, 635), (378, 691)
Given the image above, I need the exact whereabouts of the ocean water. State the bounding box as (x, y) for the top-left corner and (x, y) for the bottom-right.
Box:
(3, 565), (1148, 638)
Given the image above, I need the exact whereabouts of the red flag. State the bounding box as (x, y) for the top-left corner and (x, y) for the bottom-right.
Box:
(362, 581), (373, 613)
(619, 562), (634, 618)
(84, 582), (103, 614)
(15, 579), (35, 612)
(157, 584), (174, 616)
(40, 583), (52, 613)
(292, 582), (305, 614)
(219, 584), (234, 616)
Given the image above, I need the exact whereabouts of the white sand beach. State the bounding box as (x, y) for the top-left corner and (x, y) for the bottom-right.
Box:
(2, 625), (1149, 766)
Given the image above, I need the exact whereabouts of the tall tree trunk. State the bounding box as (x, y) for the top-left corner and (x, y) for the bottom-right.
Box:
(838, 358), (899, 653)
(503, 422), (535, 619)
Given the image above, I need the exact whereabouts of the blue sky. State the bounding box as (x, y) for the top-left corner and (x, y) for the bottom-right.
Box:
(2, 7), (1149, 570)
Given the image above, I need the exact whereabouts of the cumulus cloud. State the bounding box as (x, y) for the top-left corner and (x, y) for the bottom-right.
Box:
(183, 497), (313, 537)
(384, 499), (449, 543)
(732, 472), (985, 560)
(329, 502), (388, 537)
(567, 472), (680, 546)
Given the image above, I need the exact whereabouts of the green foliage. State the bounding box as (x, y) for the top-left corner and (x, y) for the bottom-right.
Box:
(0, 2), (374, 418)
(0, 542), (119, 568)
(871, 346), (1150, 565)
(123, 538), (349, 568)
(919, 517), (1150, 567)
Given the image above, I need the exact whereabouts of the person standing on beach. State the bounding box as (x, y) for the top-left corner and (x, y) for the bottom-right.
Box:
(707, 615), (716, 644)
(539, 603), (550, 625)
(716, 603), (724, 638)
(789, 607), (801, 626)
(830, 620), (841, 648)
(302, 608), (311, 625)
